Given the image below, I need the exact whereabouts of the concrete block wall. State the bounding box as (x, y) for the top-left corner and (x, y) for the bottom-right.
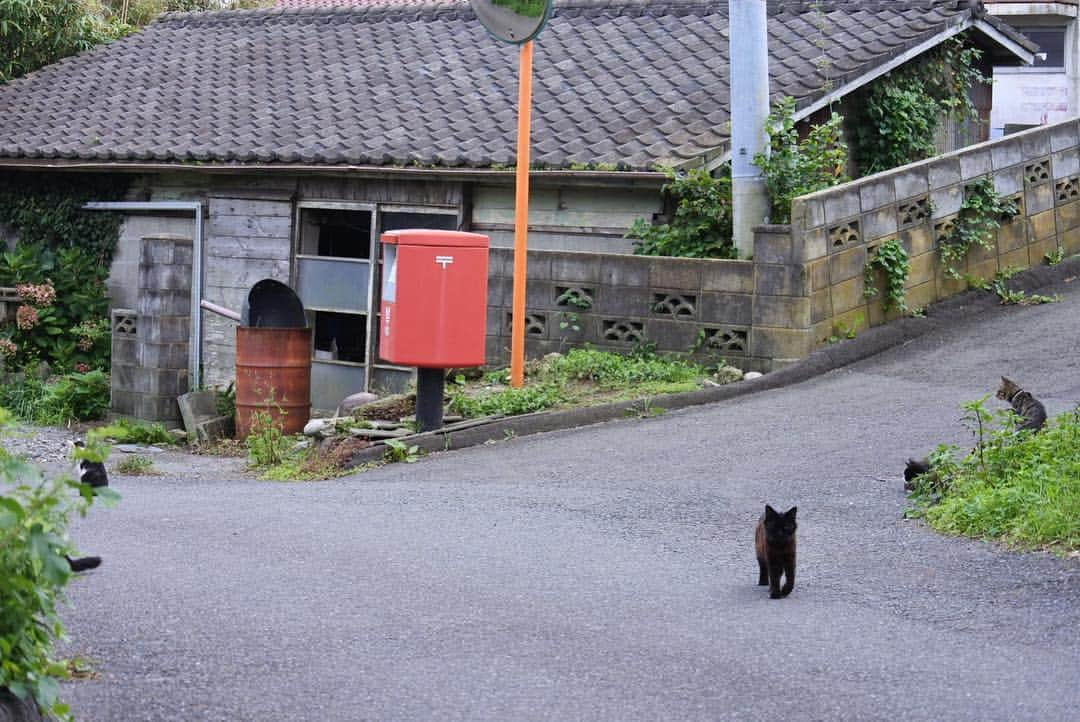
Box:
(485, 247), (775, 372)
(791, 116), (1080, 347)
(110, 234), (192, 425)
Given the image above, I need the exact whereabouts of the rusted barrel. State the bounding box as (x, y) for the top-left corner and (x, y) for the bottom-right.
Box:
(235, 327), (312, 440)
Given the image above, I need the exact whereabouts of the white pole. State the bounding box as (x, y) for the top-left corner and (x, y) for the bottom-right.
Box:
(729, 0), (771, 257)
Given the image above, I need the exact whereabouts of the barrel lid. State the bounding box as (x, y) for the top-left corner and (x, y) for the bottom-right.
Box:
(381, 229), (489, 248)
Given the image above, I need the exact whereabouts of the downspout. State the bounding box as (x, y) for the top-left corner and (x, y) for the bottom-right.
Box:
(728, 0), (771, 257)
(82, 201), (205, 389)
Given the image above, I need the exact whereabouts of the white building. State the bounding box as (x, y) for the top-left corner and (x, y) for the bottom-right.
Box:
(988, 1), (1080, 136)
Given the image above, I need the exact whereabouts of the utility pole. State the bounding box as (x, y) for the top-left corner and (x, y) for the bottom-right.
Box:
(729, 0), (771, 258)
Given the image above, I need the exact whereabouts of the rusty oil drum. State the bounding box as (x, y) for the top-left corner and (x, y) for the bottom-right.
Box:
(235, 326), (312, 440)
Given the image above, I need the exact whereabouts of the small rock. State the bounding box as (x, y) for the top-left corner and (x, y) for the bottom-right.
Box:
(714, 366), (744, 384)
(291, 439), (312, 452)
(303, 418), (336, 437)
(114, 443), (163, 454)
(743, 371), (763, 380)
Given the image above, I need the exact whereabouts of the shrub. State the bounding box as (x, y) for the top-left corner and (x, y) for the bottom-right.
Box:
(89, 418), (178, 446)
(908, 402), (1080, 553)
(0, 370), (110, 425)
(627, 166), (736, 259)
(0, 414), (116, 721)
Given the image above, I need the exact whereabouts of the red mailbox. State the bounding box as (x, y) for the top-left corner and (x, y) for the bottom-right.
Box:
(379, 229), (489, 368)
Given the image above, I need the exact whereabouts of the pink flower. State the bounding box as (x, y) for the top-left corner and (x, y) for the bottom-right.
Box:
(15, 305), (39, 330)
(75, 362), (91, 373)
(15, 282), (55, 308)
(77, 337), (94, 351)
(0, 338), (17, 358)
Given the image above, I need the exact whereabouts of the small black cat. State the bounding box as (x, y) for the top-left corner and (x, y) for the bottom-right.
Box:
(904, 457), (933, 491)
(66, 439), (108, 573)
(756, 505), (797, 599)
(996, 376), (1047, 432)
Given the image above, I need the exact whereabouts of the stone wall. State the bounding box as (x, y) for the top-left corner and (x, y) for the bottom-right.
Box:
(791, 116), (1080, 348)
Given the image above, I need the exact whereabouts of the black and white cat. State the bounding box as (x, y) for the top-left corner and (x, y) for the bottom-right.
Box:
(66, 439), (108, 572)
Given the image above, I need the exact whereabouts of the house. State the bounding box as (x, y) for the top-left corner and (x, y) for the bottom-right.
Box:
(987, 0), (1079, 135)
(0, 1), (1036, 415)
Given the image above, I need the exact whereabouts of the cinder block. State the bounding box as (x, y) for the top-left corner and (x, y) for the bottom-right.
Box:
(829, 308), (868, 338)
(1049, 120), (1080, 152)
(808, 258), (829, 292)
(996, 219), (1029, 253)
(111, 338), (139, 366)
(650, 257), (703, 290)
(138, 264), (192, 292)
(967, 238), (998, 265)
(701, 260), (754, 294)
(968, 258), (1000, 283)
(699, 293), (753, 326)
(930, 185), (963, 219)
(1057, 199), (1080, 231)
(136, 394), (181, 423)
(824, 189), (861, 225)
(831, 276), (865, 315)
(1028, 237), (1060, 265)
(522, 250), (552, 280)
(905, 281), (936, 313)
(549, 252), (601, 284)
(141, 292), (191, 317)
(862, 206), (898, 242)
(929, 158), (962, 190)
(139, 316), (191, 344)
(1052, 149), (1080, 180)
(486, 277), (512, 308)
(1062, 226), (1080, 255)
(992, 166), (1025, 197)
(140, 342), (189, 370)
(908, 252), (935, 287)
(959, 149), (992, 180)
(894, 168), (930, 201)
(110, 389), (138, 416)
(593, 285), (652, 317)
(1026, 182), (1056, 216)
(1021, 129), (1052, 160)
(110, 364), (137, 393)
(749, 327), (811, 360)
(991, 139), (1023, 170)
(999, 248), (1028, 272)
(796, 227), (828, 262)
(867, 293), (905, 327)
(828, 245), (867, 284)
(752, 295), (810, 329)
(1031, 208), (1057, 241)
(754, 264), (808, 297)
(643, 319), (699, 353)
(591, 253), (647, 287)
(859, 179), (895, 211)
(797, 197), (825, 229)
(487, 248), (513, 278)
(134, 367), (189, 397)
(936, 268), (968, 298)
(753, 229), (795, 264)
(525, 280), (555, 310)
(901, 226), (935, 257)
(811, 320), (834, 348)
(811, 289), (831, 324)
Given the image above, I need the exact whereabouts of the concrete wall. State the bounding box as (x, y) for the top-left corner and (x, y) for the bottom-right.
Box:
(792, 115), (1080, 349)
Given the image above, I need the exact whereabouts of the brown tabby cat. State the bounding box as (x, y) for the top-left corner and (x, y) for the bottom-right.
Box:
(905, 377), (1048, 490)
(996, 376), (1047, 432)
(756, 505), (797, 599)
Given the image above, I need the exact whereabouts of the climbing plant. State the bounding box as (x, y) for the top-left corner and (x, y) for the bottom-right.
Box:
(755, 96), (849, 224)
(940, 176), (1019, 279)
(853, 37), (990, 175)
(864, 238), (911, 313)
(627, 165), (736, 259)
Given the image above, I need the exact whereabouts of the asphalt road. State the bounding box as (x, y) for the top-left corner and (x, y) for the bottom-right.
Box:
(60, 275), (1080, 721)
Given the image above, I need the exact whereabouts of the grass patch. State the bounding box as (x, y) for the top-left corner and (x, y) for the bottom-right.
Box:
(0, 370), (110, 425)
(113, 455), (158, 476)
(448, 347), (722, 418)
(907, 402), (1080, 554)
(88, 418), (179, 446)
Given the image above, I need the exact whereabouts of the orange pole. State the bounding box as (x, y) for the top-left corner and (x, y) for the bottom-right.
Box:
(510, 40), (534, 388)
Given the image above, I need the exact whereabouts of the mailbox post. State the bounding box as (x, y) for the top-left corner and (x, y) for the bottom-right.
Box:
(379, 229), (489, 431)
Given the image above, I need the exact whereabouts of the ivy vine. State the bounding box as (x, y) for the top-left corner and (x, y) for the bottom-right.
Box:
(853, 38), (990, 175)
(940, 176), (1019, 279)
(864, 238), (911, 313)
(0, 173), (129, 264)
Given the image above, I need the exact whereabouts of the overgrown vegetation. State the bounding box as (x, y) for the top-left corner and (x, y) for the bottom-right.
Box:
(940, 177), (1019, 279)
(907, 398), (1080, 554)
(863, 238), (911, 313)
(627, 166), (736, 259)
(1, 415), (117, 721)
(88, 418), (179, 445)
(114, 454), (157, 475)
(0, 0), (124, 82)
(854, 38), (990, 175)
(0, 369), (109, 425)
(755, 95), (849, 223)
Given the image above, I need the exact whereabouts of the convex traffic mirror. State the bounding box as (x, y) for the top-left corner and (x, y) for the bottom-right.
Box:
(471, 0), (553, 44)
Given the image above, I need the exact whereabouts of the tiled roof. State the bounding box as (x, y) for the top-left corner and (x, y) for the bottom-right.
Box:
(0, 1), (1033, 172)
